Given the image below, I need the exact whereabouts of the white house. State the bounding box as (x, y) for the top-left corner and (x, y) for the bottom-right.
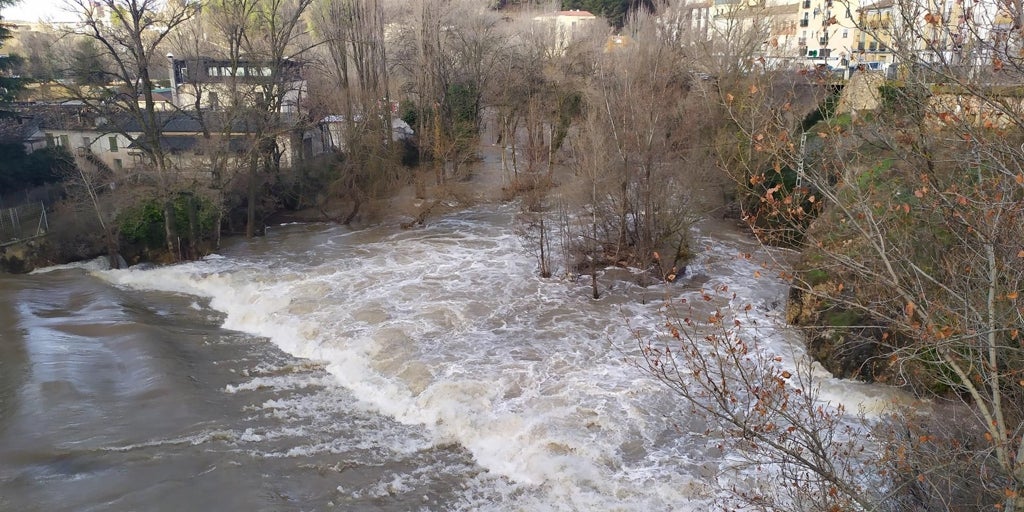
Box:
(167, 56), (307, 113)
(318, 115), (414, 153)
(533, 10), (598, 52)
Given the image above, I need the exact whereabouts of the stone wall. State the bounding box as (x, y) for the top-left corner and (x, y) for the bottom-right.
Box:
(835, 71), (886, 114)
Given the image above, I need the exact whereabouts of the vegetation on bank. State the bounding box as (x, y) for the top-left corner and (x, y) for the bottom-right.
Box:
(705, 56), (1024, 510)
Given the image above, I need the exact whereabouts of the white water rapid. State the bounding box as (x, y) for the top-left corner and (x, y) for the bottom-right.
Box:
(95, 203), (892, 510)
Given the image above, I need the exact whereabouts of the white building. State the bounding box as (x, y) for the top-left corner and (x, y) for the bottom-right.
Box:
(798, 0), (860, 68)
(533, 10), (598, 52)
(167, 57), (307, 113)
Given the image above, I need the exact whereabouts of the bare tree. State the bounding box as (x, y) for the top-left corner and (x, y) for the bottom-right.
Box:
(307, 0), (401, 225)
(230, 0), (313, 237)
(65, 0), (199, 260)
(638, 291), (882, 511)
(564, 11), (702, 284)
(697, 2), (1024, 508)
(391, 0), (509, 187)
(65, 152), (123, 268)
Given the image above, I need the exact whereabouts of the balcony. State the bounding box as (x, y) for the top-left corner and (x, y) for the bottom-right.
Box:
(864, 17), (892, 29)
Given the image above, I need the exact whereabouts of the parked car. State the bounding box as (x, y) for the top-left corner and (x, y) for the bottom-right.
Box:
(850, 61), (889, 73)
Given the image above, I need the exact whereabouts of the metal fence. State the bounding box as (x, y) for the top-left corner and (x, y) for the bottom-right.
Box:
(0, 201), (49, 247)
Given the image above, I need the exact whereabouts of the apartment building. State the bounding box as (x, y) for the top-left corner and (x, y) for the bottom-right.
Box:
(798, 0), (859, 68)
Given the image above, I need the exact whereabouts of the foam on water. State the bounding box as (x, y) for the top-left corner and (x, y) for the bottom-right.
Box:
(96, 205), (893, 509)
(31, 256), (113, 274)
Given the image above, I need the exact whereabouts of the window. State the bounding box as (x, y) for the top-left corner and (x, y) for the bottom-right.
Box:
(59, 135), (70, 147)
(45, 134), (54, 147)
(842, 29), (848, 38)
(207, 66), (219, 77)
(108, 136), (118, 152)
(82, 136), (91, 148)
(113, 159), (123, 171)
(209, 91), (219, 110)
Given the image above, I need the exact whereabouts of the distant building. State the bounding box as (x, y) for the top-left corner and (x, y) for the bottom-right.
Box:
(317, 115), (414, 153)
(799, 0), (859, 69)
(23, 105), (322, 179)
(855, 0), (895, 66)
(706, 0), (805, 69)
(657, 1), (713, 42)
(167, 57), (307, 113)
(851, 0), (1015, 73)
(533, 10), (598, 52)
(765, 2), (802, 67)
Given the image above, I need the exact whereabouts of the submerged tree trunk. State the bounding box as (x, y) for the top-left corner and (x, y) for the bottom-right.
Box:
(591, 220), (600, 300)
(187, 193), (199, 259)
(246, 152), (258, 238)
(163, 199), (178, 260)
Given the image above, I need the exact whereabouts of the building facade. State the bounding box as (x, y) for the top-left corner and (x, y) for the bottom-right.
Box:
(168, 57), (307, 113)
(533, 10), (598, 52)
(799, 0), (860, 68)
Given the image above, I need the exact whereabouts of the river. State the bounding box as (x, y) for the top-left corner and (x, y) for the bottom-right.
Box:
(0, 201), (891, 511)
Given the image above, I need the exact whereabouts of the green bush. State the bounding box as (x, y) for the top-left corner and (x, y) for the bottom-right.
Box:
(118, 193), (218, 250)
(118, 199), (165, 247)
(399, 99), (418, 128)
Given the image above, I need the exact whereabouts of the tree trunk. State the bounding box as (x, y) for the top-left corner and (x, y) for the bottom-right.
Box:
(163, 199), (178, 260)
(246, 153), (258, 238)
(187, 193), (199, 259)
(591, 221), (600, 300)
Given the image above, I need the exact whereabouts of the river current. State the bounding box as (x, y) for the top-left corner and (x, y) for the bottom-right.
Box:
(0, 203), (890, 511)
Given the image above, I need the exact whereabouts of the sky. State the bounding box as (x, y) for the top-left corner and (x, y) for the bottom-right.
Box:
(3, 1), (79, 23)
